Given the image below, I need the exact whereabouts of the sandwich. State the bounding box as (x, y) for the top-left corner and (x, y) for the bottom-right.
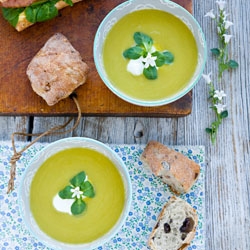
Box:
(1, 0), (82, 31)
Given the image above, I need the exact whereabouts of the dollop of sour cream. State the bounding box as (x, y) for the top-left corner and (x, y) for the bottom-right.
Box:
(53, 194), (74, 215)
(126, 46), (157, 76)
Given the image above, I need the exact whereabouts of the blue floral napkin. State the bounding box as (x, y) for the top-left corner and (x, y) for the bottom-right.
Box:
(0, 142), (205, 250)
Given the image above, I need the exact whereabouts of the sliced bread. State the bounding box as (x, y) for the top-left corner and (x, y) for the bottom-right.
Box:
(148, 196), (198, 250)
(141, 141), (200, 194)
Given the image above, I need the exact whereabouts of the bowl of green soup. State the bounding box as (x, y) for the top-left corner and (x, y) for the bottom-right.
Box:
(19, 137), (132, 250)
(94, 0), (206, 106)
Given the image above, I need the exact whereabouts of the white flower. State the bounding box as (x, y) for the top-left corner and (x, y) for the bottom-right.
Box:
(205, 9), (216, 19)
(216, 1), (227, 10)
(214, 90), (227, 100)
(71, 186), (83, 199)
(215, 103), (226, 114)
(142, 53), (157, 68)
(223, 34), (233, 43)
(202, 72), (212, 84)
(224, 20), (233, 29)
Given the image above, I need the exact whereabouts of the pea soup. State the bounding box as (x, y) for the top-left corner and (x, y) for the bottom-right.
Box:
(103, 9), (198, 101)
(30, 148), (125, 244)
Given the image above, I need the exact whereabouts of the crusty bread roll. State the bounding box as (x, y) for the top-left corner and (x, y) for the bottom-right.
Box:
(141, 141), (200, 194)
(26, 33), (89, 106)
(148, 196), (198, 250)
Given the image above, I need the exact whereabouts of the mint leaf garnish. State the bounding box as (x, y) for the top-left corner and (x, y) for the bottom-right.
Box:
(143, 66), (158, 80)
(81, 181), (95, 198)
(59, 185), (73, 199)
(58, 171), (95, 216)
(123, 32), (174, 80)
(70, 171), (86, 187)
(71, 199), (86, 215)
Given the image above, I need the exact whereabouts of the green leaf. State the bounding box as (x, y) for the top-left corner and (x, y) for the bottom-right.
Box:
(211, 48), (220, 56)
(227, 60), (239, 69)
(81, 181), (95, 198)
(2, 7), (25, 27)
(220, 110), (228, 119)
(123, 46), (144, 59)
(205, 128), (213, 134)
(25, 0), (58, 23)
(152, 51), (166, 67)
(63, 0), (73, 6)
(71, 199), (86, 215)
(70, 171), (86, 187)
(58, 185), (73, 199)
(162, 51), (174, 64)
(133, 32), (153, 52)
(143, 66), (158, 80)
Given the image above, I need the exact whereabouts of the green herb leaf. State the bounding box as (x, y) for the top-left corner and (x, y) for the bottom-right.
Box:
(25, 0), (58, 23)
(123, 46), (144, 59)
(220, 110), (228, 119)
(70, 171), (86, 187)
(227, 60), (239, 69)
(71, 199), (86, 215)
(143, 66), (158, 80)
(205, 128), (213, 134)
(133, 32), (153, 52)
(211, 48), (220, 56)
(63, 0), (73, 6)
(2, 7), (25, 27)
(59, 185), (73, 199)
(152, 51), (166, 67)
(163, 51), (174, 64)
(81, 181), (95, 198)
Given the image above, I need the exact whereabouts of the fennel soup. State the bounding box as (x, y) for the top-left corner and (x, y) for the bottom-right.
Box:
(102, 9), (198, 101)
(30, 148), (125, 244)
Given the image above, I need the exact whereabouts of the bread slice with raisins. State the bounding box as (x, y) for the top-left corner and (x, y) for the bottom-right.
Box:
(141, 141), (200, 194)
(148, 196), (198, 250)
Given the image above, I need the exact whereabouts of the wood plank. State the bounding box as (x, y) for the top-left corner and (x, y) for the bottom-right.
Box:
(0, 0), (192, 117)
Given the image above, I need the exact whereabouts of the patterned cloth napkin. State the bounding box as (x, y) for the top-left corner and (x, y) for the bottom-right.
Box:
(0, 141), (205, 250)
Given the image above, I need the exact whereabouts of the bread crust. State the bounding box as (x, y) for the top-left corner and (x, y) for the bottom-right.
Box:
(141, 141), (200, 194)
(26, 33), (89, 106)
(148, 196), (198, 250)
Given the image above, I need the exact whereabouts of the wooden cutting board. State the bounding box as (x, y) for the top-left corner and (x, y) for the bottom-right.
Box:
(0, 0), (192, 117)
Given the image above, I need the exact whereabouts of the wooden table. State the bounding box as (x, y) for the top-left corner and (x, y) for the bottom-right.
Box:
(0, 0), (249, 249)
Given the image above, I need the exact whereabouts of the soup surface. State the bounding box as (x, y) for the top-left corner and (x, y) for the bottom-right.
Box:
(103, 9), (198, 101)
(30, 148), (125, 244)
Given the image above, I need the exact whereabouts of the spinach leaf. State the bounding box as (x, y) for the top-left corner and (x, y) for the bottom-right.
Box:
(123, 46), (144, 59)
(71, 199), (86, 215)
(2, 7), (24, 27)
(25, 0), (58, 23)
(58, 185), (73, 199)
(133, 32), (153, 52)
(70, 171), (86, 187)
(143, 66), (158, 80)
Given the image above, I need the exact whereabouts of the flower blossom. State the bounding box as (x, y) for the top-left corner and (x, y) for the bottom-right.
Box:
(223, 34), (233, 43)
(224, 20), (233, 29)
(202, 72), (212, 84)
(214, 90), (226, 100)
(205, 9), (215, 19)
(215, 103), (226, 114)
(216, 1), (227, 10)
(142, 53), (157, 68)
(71, 186), (83, 199)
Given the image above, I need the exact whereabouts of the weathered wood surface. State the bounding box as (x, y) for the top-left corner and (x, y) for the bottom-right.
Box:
(0, 0), (192, 117)
(0, 0), (249, 250)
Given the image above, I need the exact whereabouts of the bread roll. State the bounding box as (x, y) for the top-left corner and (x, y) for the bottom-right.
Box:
(141, 141), (200, 194)
(148, 196), (198, 250)
(26, 33), (89, 106)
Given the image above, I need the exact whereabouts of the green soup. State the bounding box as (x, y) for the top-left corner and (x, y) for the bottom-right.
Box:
(103, 9), (198, 101)
(30, 148), (125, 244)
